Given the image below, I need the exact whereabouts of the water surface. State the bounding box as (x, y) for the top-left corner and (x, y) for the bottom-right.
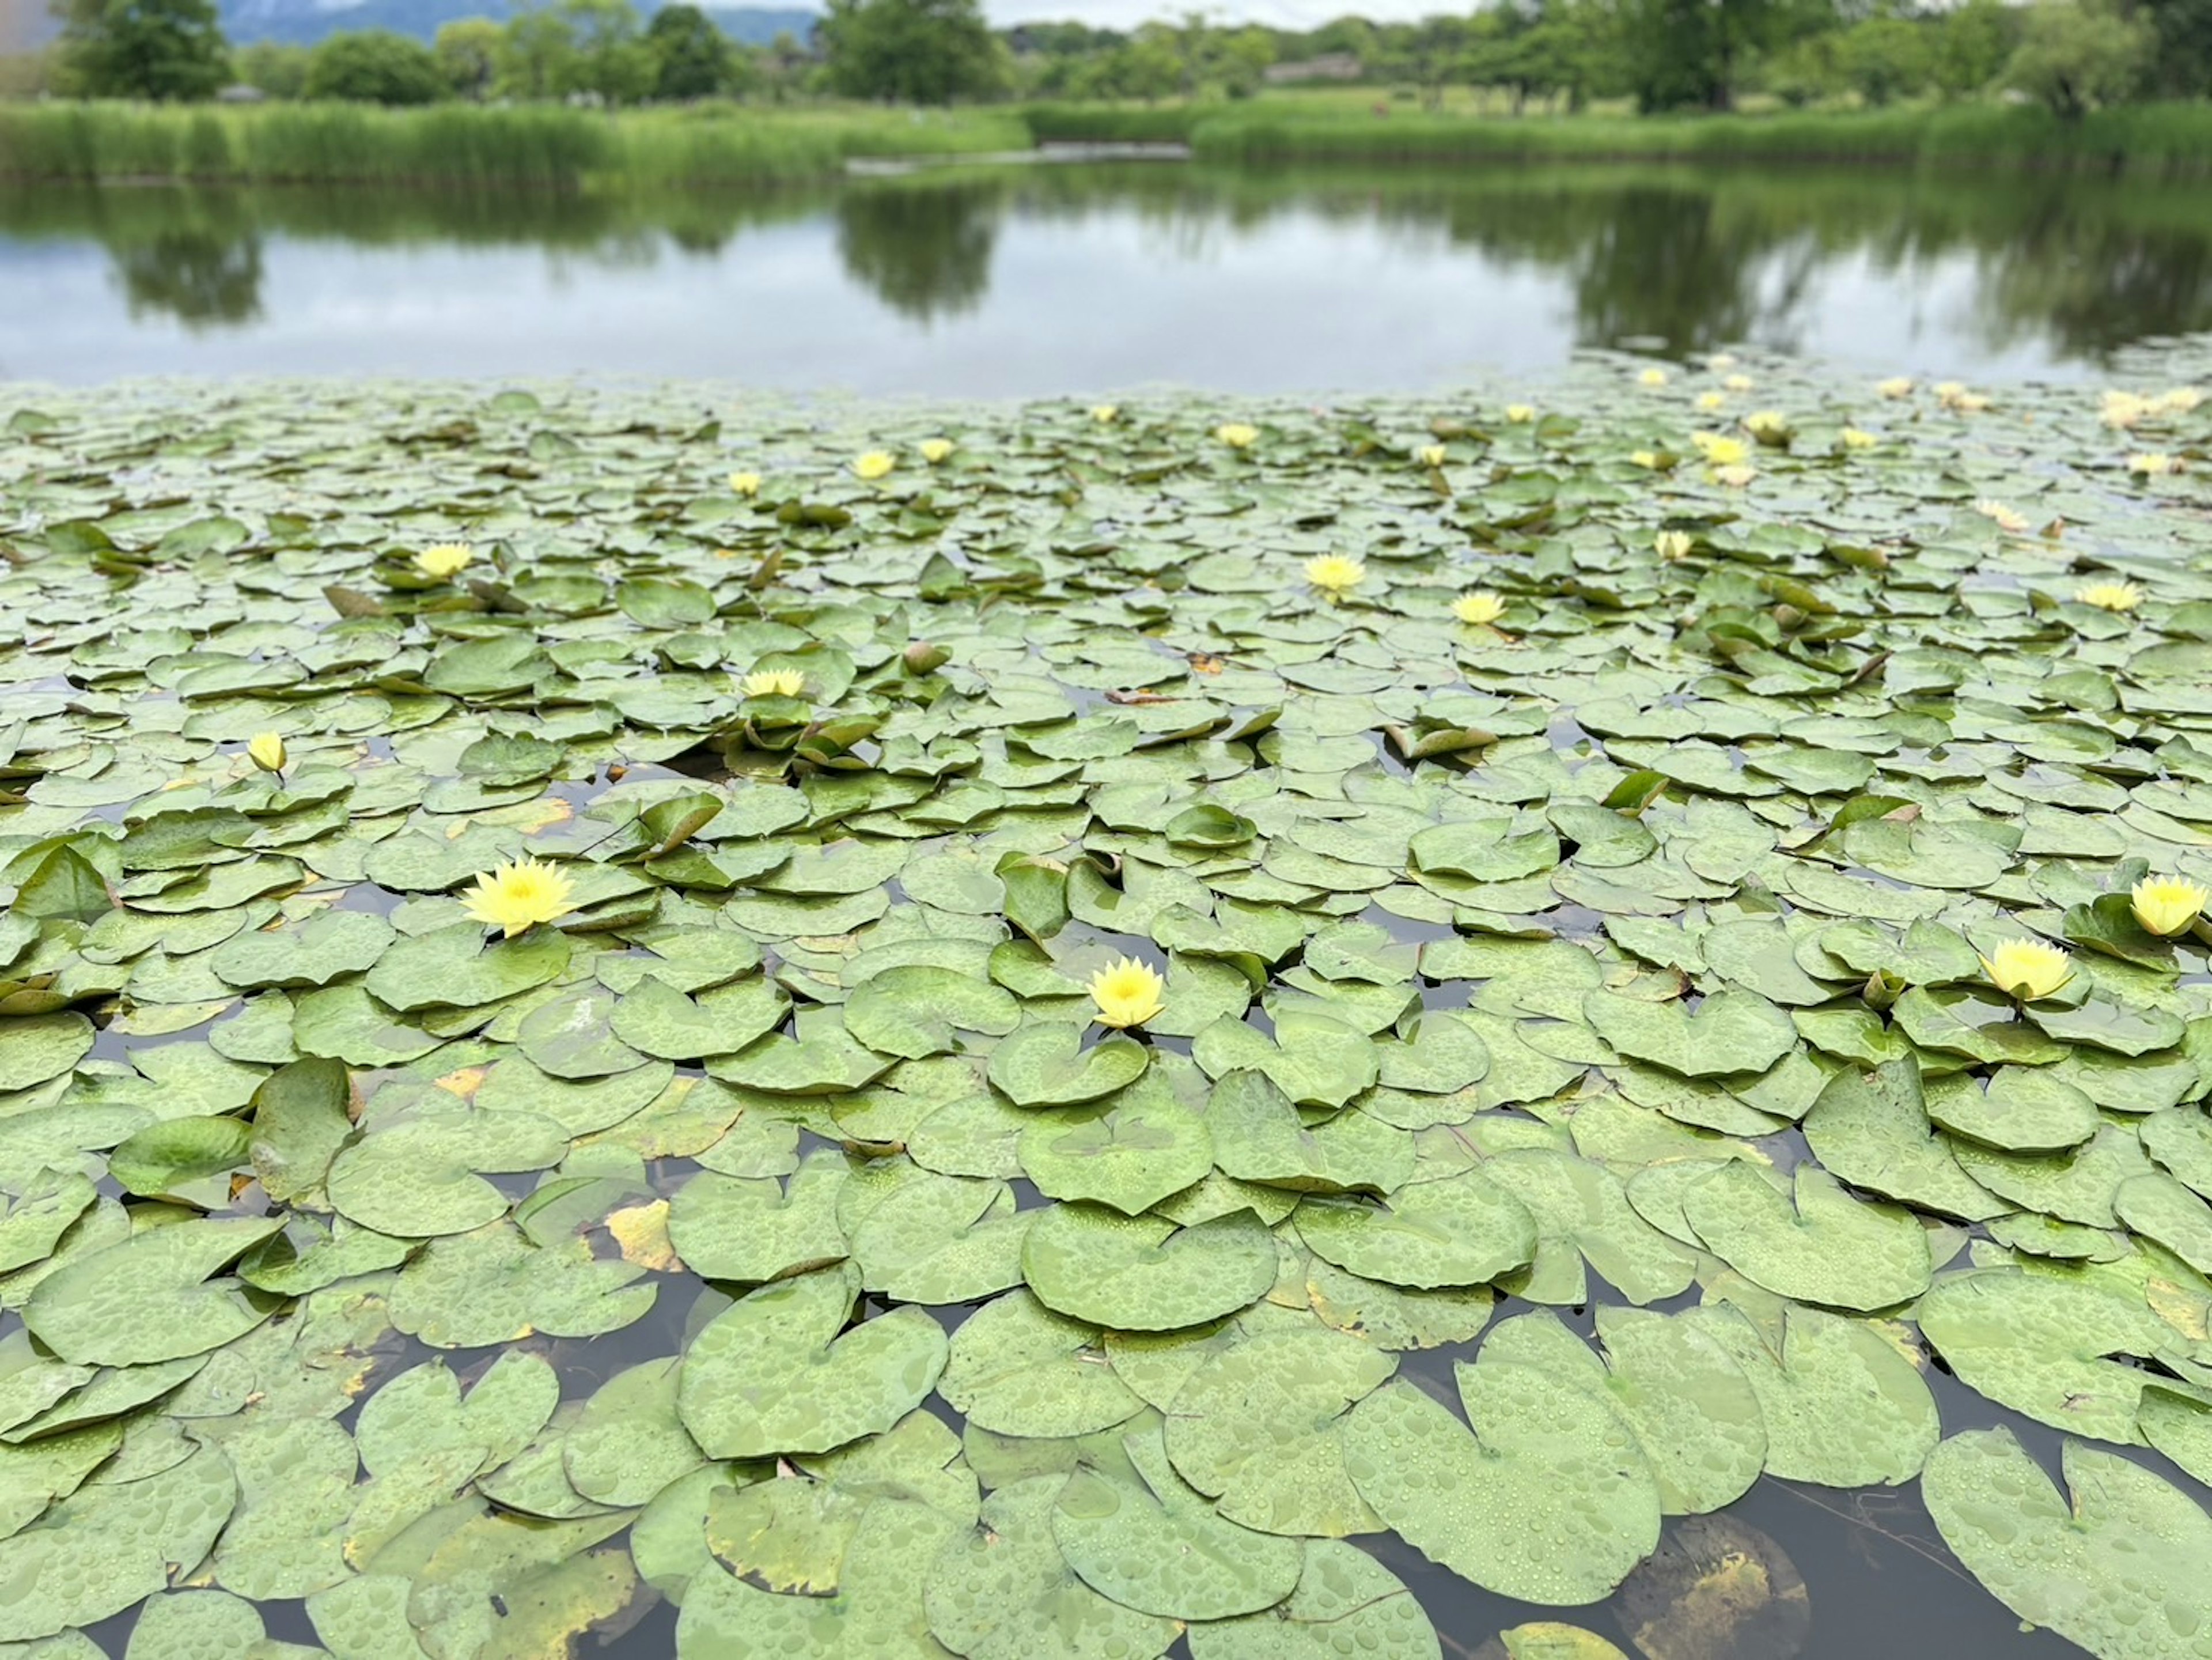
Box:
(5, 160), (2212, 390)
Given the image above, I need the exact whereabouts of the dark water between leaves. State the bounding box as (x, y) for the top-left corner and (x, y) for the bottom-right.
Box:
(5, 157), (2212, 390)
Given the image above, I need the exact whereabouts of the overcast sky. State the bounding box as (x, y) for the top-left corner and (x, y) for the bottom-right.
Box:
(986, 0), (1450, 31)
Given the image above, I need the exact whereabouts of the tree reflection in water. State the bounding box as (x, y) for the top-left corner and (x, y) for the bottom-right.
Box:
(6, 161), (2211, 366)
(834, 174), (1010, 323)
(116, 229), (264, 327)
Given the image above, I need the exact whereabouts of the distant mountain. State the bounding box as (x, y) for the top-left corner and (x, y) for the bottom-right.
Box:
(215, 0), (819, 46)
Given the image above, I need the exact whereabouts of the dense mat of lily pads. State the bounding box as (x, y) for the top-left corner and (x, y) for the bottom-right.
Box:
(1, 349), (2211, 1659)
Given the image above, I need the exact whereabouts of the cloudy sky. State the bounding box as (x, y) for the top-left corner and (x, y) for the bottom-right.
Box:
(987, 0), (1449, 30)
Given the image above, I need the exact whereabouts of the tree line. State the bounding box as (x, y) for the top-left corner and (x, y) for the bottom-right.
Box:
(31, 0), (2212, 117)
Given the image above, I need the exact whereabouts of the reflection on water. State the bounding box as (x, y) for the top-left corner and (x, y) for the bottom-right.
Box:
(5, 161), (2212, 388)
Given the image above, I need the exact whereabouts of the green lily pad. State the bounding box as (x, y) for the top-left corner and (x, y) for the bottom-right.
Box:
(0, 1015), (95, 1094)
(926, 1476), (1177, 1660)
(1185, 1538), (1440, 1660)
(209, 907), (394, 989)
(1918, 1266), (2171, 1443)
(1799, 1060), (2005, 1219)
(327, 1105), (566, 1237)
(1582, 990), (1795, 1079)
(1204, 1069), (1412, 1196)
(22, 1216), (284, 1366)
(1924, 1429), (2212, 1660)
(1164, 1325), (1395, 1537)
(1296, 1169), (1537, 1290)
(1050, 1423), (1302, 1619)
(1343, 1359), (1662, 1606)
(1679, 1163), (1931, 1311)
(0, 1445), (238, 1642)
(986, 1026), (1150, 1108)
(1483, 1307), (1766, 1515)
(938, 1290), (1143, 1439)
(677, 1263), (947, 1458)
(389, 1220), (656, 1348)
(1022, 1204), (1277, 1332)
(1017, 1092), (1213, 1216)
(1682, 1297), (1938, 1486)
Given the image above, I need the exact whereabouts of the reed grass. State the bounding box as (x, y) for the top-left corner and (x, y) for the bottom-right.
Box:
(1179, 101), (2212, 175)
(9, 96), (2212, 188)
(0, 101), (1030, 187)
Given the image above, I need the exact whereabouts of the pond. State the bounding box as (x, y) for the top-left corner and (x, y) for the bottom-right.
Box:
(5, 180), (2212, 1660)
(5, 157), (2212, 390)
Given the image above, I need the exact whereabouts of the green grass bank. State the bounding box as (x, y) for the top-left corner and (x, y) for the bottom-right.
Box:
(9, 97), (2212, 187)
(0, 101), (1029, 188)
(1021, 97), (2212, 176)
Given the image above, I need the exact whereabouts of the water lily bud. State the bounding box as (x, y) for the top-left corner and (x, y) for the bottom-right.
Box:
(1861, 969), (1904, 1011)
(247, 732), (286, 775)
(904, 641), (950, 675)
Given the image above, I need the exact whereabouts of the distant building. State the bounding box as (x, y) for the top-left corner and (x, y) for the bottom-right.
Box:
(1263, 52), (1362, 85)
(217, 84), (270, 103)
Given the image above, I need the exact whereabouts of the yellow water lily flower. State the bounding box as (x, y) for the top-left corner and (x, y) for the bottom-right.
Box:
(1092, 404), (1120, 423)
(853, 451), (895, 481)
(1723, 373), (1755, 394)
(728, 471), (762, 497)
(1630, 450), (1662, 470)
(1980, 938), (2072, 1002)
(1743, 410), (1789, 441)
(1840, 427), (1878, 450)
(2101, 390), (2149, 429)
(461, 858), (577, 939)
(1216, 422), (1258, 449)
(247, 732), (286, 775)
(2128, 452), (2175, 477)
(1089, 955), (1166, 1030)
(1453, 591), (1506, 625)
(1708, 353), (1737, 370)
(2133, 877), (2209, 938)
(1638, 366), (1669, 387)
(2075, 581), (2142, 612)
(1713, 463), (1756, 488)
(1953, 391), (1992, 413)
(1972, 499), (2029, 534)
(1692, 432), (1750, 467)
(1655, 530), (1693, 561)
(743, 668), (807, 698)
(1417, 444), (1448, 468)
(1695, 391), (1728, 412)
(1876, 376), (1914, 399)
(415, 543), (474, 580)
(921, 438), (954, 464)
(1504, 404), (1536, 423)
(2158, 386), (2203, 414)
(1933, 380), (1966, 403)
(1304, 555), (1366, 595)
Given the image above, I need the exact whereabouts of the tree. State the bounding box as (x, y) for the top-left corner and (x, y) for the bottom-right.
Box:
(434, 17), (503, 97)
(559, 0), (654, 101)
(1835, 14), (1935, 104)
(646, 3), (732, 99)
(233, 39), (310, 97)
(819, 0), (1005, 103)
(1932, 0), (2015, 94)
(304, 29), (446, 103)
(2131, 0), (2212, 97)
(494, 3), (577, 97)
(51, 0), (228, 100)
(1620, 0), (1792, 109)
(2003, 0), (2152, 116)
